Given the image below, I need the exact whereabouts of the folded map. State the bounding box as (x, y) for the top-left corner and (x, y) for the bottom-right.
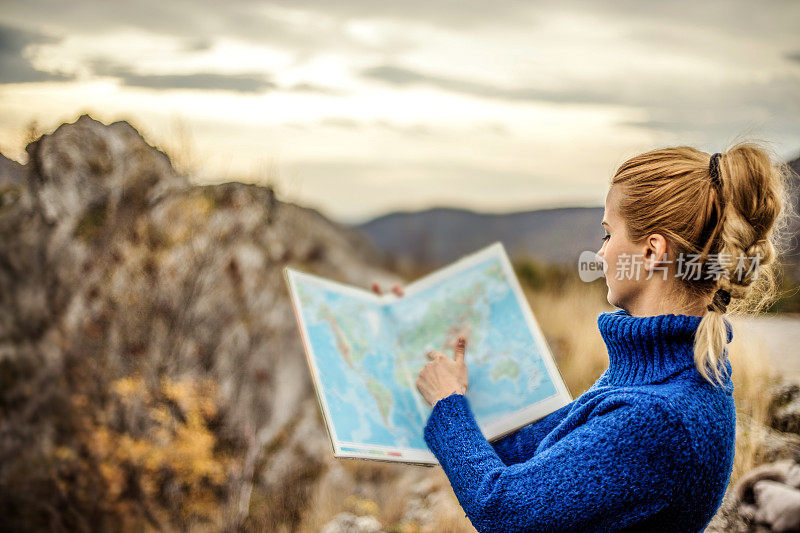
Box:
(283, 241), (572, 465)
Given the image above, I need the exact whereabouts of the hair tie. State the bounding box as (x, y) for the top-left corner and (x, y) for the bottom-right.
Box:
(709, 152), (723, 189)
(707, 288), (731, 313)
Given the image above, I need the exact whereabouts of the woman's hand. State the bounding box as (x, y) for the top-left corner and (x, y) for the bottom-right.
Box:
(371, 282), (404, 297)
(416, 336), (469, 407)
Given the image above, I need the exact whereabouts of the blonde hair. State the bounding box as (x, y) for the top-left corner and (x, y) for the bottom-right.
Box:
(610, 141), (795, 387)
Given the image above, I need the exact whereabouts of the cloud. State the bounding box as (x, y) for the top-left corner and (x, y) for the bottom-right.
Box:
(121, 72), (275, 92)
(0, 1), (416, 59)
(0, 23), (73, 84)
(362, 63), (800, 149)
(87, 58), (343, 94)
(183, 37), (214, 53)
(117, 72), (275, 93)
(263, 0), (538, 30)
(320, 117), (360, 129)
(2, 0), (539, 39)
(89, 58), (275, 93)
(786, 51), (800, 64)
(361, 65), (621, 105)
(358, 61), (800, 161)
(287, 82), (346, 95)
(617, 74), (800, 140)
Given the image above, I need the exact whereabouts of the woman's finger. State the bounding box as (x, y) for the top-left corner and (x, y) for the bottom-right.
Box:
(371, 282), (383, 295)
(453, 336), (467, 364)
(391, 284), (404, 297)
(425, 350), (440, 361)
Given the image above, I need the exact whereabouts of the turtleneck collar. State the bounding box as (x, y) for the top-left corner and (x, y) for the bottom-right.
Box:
(597, 309), (733, 387)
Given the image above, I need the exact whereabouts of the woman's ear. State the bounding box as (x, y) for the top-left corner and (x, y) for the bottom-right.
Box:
(642, 233), (670, 275)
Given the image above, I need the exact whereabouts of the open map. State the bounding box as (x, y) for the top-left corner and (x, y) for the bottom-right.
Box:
(284, 242), (572, 464)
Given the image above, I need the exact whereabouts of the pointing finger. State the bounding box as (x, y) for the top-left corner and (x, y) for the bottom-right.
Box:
(453, 336), (466, 364)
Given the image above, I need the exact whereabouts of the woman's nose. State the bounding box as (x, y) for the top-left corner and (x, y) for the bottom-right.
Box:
(596, 243), (605, 258)
(595, 245), (607, 272)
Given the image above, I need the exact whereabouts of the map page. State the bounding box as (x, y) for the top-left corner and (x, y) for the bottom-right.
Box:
(284, 241), (572, 464)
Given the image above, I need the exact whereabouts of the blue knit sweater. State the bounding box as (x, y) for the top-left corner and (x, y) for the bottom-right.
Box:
(423, 309), (736, 532)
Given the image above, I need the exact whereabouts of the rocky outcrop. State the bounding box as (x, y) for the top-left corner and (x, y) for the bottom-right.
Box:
(0, 114), (406, 530)
(736, 461), (800, 532)
(0, 153), (23, 188)
(321, 513), (382, 533)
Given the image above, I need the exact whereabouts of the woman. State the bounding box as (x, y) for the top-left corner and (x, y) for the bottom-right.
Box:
(372, 142), (790, 532)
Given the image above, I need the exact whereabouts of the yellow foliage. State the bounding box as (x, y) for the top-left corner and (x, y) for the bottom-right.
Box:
(54, 446), (75, 461)
(77, 374), (230, 525)
(403, 521), (425, 533)
(160, 194), (214, 245)
(112, 375), (144, 397)
(345, 494), (380, 517)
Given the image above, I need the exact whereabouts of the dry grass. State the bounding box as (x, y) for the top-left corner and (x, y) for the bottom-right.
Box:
(294, 461), (475, 532)
(725, 322), (781, 487)
(525, 278), (613, 397)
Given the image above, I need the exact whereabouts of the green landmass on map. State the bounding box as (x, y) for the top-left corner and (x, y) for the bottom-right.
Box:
(491, 358), (520, 381)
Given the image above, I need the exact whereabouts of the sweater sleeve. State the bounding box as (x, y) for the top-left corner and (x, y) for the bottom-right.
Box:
(490, 400), (575, 466)
(424, 392), (693, 533)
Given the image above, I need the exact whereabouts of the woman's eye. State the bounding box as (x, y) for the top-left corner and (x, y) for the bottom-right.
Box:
(601, 233), (611, 242)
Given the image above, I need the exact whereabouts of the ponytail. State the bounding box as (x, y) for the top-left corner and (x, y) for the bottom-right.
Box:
(693, 142), (790, 386)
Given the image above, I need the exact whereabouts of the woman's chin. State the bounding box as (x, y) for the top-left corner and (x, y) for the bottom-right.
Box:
(605, 288), (619, 308)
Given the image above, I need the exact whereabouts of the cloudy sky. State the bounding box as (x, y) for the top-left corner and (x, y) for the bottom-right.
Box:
(1, 1), (798, 223)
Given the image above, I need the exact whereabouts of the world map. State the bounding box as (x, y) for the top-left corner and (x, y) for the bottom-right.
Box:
(289, 245), (563, 461)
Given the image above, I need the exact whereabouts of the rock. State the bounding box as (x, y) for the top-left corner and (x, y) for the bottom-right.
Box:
(708, 460), (800, 532)
(736, 459), (800, 499)
(706, 490), (773, 532)
(769, 382), (800, 434)
(0, 114), (403, 530)
(25, 114), (186, 226)
(0, 153), (24, 188)
(400, 477), (452, 528)
(760, 428), (800, 464)
(747, 480), (800, 532)
(320, 512), (382, 533)
(410, 478), (435, 497)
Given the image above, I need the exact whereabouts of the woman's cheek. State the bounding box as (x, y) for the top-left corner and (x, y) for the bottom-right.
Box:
(605, 249), (620, 290)
(602, 246), (614, 281)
